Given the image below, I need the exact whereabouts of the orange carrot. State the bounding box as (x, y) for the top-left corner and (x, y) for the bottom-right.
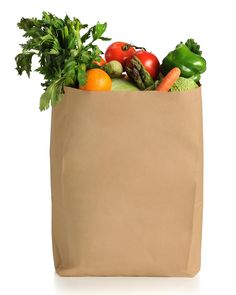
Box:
(156, 67), (181, 92)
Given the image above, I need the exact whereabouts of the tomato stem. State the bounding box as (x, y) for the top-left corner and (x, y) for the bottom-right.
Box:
(122, 44), (146, 51)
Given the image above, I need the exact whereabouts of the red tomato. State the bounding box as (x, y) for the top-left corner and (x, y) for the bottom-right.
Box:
(133, 51), (160, 80)
(105, 42), (136, 66)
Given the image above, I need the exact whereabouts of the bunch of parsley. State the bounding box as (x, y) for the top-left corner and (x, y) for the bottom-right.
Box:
(15, 12), (111, 110)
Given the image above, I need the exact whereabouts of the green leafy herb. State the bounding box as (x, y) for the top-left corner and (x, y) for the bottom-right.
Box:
(15, 12), (111, 111)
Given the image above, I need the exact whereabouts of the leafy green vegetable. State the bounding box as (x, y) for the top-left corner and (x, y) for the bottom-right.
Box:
(170, 77), (198, 92)
(185, 39), (202, 56)
(15, 12), (111, 110)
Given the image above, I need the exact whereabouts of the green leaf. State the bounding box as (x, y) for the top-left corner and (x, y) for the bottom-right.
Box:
(92, 22), (107, 40)
(81, 29), (92, 43)
(39, 90), (51, 111)
(49, 48), (60, 55)
(17, 17), (41, 32)
(79, 50), (90, 63)
(39, 77), (65, 111)
(77, 65), (87, 86)
(100, 36), (111, 41)
(15, 52), (34, 76)
(62, 59), (77, 85)
(91, 44), (103, 55)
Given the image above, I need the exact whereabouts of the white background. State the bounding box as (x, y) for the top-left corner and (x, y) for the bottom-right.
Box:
(0, 0), (236, 294)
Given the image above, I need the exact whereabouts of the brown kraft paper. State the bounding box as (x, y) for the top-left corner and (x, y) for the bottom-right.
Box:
(50, 86), (203, 277)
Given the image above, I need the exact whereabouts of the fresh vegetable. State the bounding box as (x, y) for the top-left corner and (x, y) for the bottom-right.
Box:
(156, 67), (181, 92)
(15, 13), (207, 110)
(94, 57), (106, 66)
(131, 50), (160, 80)
(170, 77), (198, 92)
(125, 56), (154, 90)
(185, 39), (202, 56)
(102, 60), (123, 78)
(105, 42), (136, 66)
(161, 39), (206, 82)
(111, 78), (139, 91)
(15, 12), (111, 110)
(79, 69), (112, 91)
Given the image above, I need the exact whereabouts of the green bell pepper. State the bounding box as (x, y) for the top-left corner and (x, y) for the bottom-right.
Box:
(161, 41), (207, 82)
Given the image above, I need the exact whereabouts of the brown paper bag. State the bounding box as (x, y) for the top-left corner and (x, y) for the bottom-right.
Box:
(50, 86), (203, 277)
